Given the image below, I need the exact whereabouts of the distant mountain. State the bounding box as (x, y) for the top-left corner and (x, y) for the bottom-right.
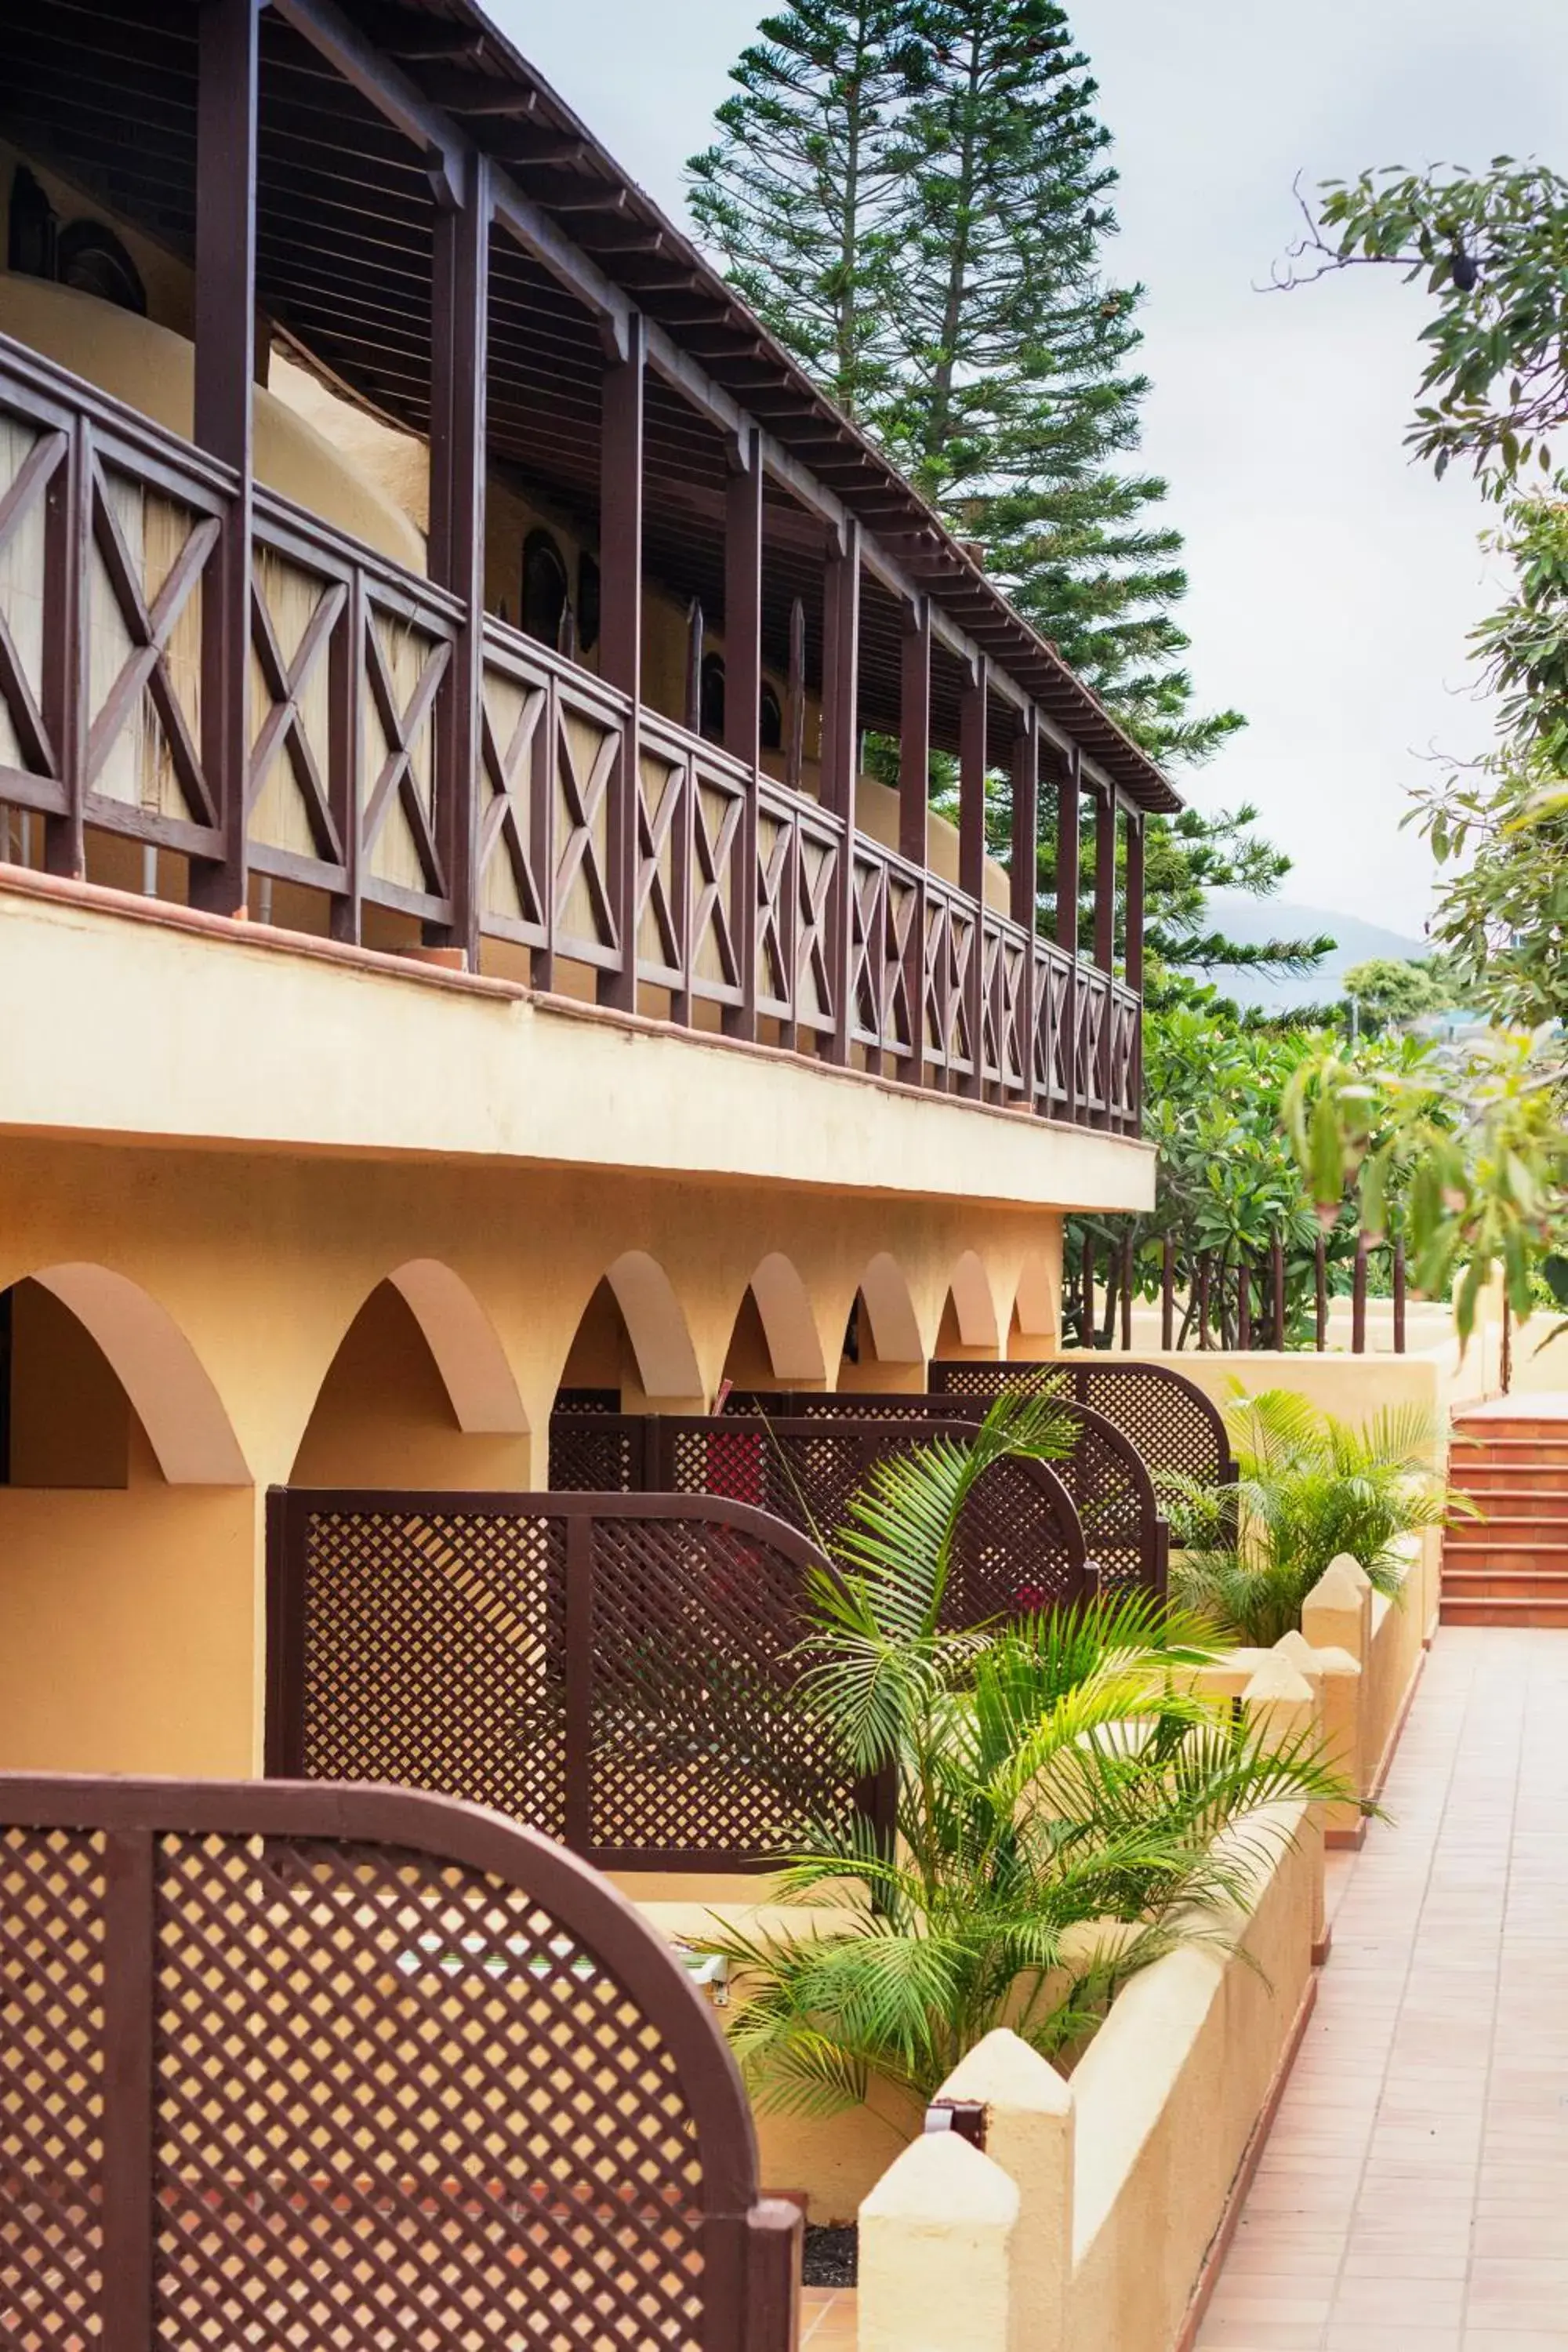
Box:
(1182, 894), (1428, 1012)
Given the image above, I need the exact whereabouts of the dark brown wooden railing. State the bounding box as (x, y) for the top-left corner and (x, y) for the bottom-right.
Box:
(0, 1772), (799, 2351)
(0, 332), (1139, 1131)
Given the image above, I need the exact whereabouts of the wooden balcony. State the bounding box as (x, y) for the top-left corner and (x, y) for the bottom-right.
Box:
(0, 329), (1140, 1132)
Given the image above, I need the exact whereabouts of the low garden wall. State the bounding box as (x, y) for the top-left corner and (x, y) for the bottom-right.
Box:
(855, 1582), (1432, 2352)
(858, 1751), (1319, 2352)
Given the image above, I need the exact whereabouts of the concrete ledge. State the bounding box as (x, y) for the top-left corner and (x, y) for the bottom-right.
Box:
(0, 866), (1156, 1211)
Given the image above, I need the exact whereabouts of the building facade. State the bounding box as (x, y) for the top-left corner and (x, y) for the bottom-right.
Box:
(0, 0), (1165, 1780)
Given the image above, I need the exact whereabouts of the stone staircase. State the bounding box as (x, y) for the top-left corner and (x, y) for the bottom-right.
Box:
(1443, 1409), (1568, 1625)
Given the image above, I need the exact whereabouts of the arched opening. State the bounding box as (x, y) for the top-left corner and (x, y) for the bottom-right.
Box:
(0, 1267), (253, 1777)
(1011, 1255), (1058, 1358)
(292, 1263), (529, 1489)
(837, 1252), (925, 1394)
(935, 1250), (1002, 1362)
(554, 1254), (702, 1410)
(719, 1254), (827, 1394)
(521, 527), (569, 650)
(550, 1252), (705, 1485)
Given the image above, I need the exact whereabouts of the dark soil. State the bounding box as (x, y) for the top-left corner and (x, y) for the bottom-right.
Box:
(801, 2223), (857, 2288)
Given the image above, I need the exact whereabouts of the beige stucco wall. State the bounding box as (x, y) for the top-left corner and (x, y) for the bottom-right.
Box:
(0, 879), (1152, 1215)
(1066, 1806), (1314, 2352)
(0, 869), (1146, 1785)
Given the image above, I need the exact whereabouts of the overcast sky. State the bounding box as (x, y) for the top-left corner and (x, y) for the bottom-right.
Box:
(488, 0), (1567, 935)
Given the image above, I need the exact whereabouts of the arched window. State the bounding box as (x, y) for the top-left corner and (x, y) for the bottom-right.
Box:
(577, 551), (601, 654)
(521, 530), (569, 651)
(56, 220), (146, 314)
(759, 682), (783, 753)
(699, 652), (726, 742)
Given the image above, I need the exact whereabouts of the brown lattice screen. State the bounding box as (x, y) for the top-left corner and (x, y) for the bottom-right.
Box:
(720, 1391), (1167, 1596)
(928, 1359), (1236, 1491)
(548, 1414), (1091, 1613)
(268, 1491), (880, 1871)
(0, 1780), (798, 2352)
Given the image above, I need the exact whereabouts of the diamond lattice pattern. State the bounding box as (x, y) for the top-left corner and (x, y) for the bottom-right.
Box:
(151, 1833), (706, 2350)
(0, 1828), (106, 2347)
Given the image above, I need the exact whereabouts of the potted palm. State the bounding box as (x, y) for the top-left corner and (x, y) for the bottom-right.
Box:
(697, 1392), (1347, 2122)
(1160, 1387), (1474, 1646)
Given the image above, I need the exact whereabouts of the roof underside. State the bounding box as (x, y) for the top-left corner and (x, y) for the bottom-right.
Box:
(0, 0), (1180, 801)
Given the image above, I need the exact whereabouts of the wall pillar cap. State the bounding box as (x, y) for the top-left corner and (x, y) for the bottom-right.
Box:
(1240, 1653), (1316, 1708)
(1272, 1629), (1326, 1682)
(861, 2125), (1020, 2227)
(1323, 1552), (1374, 1595)
(938, 2026), (1072, 2118)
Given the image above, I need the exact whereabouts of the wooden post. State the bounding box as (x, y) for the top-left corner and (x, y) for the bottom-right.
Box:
(1055, 745), (1081, 1122)
(427, 148), (490, 968)
(598, 310), (644, 1011)
(822, 519), (861, 1064)
(1271, 1234), (1286, 1350)
(1093, 789), (1116, 974)
(190, 0), (260, 918)
(901, 597), (931, 1084)
(1352, 1232), (1368, 1355)
(900, 598), (931, 869)
(1197, 1252), (1211, 1350)
(1011, 713), (1039, 1111)
(1236, 1258), (1252, 1352)
(1392, 1236), (1406, 1355)
(1161, 1235), (1175, 1350)
(1502, 1290), (1513, 1394)
(724, 426), (764, 1041)
(1123, 811), (1144, 1125)
(1120, 1230), (1134, 1350)
(684, 599), (703, 736)
(1080, 1226), (1094, 1352)
(1093, 787), (1116, 1126)
(1315, 1229), (1328, 1352)
(786, 595), (806, 792)
(1123, 811), (1144, 993)
(959, 658), (988, 1098)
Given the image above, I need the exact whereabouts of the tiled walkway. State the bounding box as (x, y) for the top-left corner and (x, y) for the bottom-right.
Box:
(800, 2285), (855, 2346)
(1198, 1627), (1568, 2351)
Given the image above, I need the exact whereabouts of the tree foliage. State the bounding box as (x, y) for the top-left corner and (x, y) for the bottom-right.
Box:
(688, 1), (925, 417)
(1288, 158), (1568, 492)
(688, 0), (1241, 765)
(1341, 955), (1461, 1035)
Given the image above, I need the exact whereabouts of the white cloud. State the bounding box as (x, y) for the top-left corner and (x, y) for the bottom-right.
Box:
(487, 0), (1568, 931)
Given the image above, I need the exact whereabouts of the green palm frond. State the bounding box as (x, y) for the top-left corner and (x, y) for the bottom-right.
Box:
(696, 1380), (1354, 2112)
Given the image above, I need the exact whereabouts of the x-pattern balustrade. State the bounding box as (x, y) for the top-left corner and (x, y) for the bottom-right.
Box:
(0, 332), (1141, 1132)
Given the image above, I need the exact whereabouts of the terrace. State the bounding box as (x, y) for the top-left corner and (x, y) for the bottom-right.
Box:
(0, 0), (1169, 1135)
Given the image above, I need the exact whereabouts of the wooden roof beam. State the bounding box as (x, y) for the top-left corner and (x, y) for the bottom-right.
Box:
(270, 0), (1154, 802)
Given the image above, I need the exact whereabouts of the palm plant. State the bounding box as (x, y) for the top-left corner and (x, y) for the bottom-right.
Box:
(698, 1392), (1347, 2119)
(1161, 1387), (1474, 1647)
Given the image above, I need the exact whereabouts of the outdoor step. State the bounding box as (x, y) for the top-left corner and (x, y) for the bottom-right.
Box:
(1439, 1596), (1568, 1627)
(1448, 1524), (1568, 1543)
(1451, 1432), (1568, 1457)
(1441, 1567), (1568, 1599)
(1448, 1488), (1568, 1520)
(1441, 1544), (1568, 1572)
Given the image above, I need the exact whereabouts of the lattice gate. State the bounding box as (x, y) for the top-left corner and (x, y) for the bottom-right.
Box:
(928, 1358), (1236, 1490)
(547, 1413), (1093, 1616)
(0, 1776), (799, 2351)
(267, 1489), (884, 1871)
